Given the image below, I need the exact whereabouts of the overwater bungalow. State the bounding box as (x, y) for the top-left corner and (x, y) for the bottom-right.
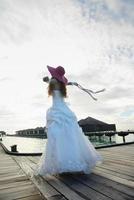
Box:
(78, 116), (116, 132)
(16, 127), (47, 138)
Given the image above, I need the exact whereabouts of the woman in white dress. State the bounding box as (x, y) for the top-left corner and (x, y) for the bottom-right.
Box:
(36, 65), (102, 176)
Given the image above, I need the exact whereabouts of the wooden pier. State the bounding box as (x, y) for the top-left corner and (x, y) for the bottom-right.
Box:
(0, 144), (134, 200)
(0, 145), (45, 200)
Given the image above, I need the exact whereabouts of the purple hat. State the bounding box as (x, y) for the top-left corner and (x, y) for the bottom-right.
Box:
(47, 65), (68, 85)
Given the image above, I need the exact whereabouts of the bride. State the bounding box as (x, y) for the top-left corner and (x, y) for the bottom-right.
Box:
(35, 65), (102, 176)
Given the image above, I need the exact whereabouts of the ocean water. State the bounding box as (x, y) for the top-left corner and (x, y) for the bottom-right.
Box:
(1, 136), (46, 153)
(1, 133), (134, 154)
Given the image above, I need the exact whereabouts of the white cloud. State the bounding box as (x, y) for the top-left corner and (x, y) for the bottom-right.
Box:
(0, 0), (134, 134)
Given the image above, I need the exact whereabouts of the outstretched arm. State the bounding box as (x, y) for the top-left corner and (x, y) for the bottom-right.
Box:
(42, 78), (105, 100)
(67, 81), (78, 86)
(43, 77), (73, 85)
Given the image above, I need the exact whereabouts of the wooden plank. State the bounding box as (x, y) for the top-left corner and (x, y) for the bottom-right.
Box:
(88, 173), (134, 197)
(0, 165), (20, 170)
(0, 180), (32, 190)
(0, 174), (29, 184)
(100, 151), (133, 159)
(44, 175), (87, 200)
(28, 156), (40, 163)
(55, 174), (111, 200)
(18, 194), (45, 200)
(101, 162), (134, 176)
(23, 157), (87, 200)
(95, 166), (134, 181)
(0, 168), (22, 175)
(100, 157), (134, 167)
(100, 152), (134, 161)
(13, 156), (67, 200)
(0, 186), (40, 200)
(71, 173), (134, 200)
(0, 145), (45, 200)
(93, 168), (134, 188)
(100, 151), (134, 157)
(100, 151), (133, 158)
(100, 146), (134, 152)
(0, 184), (38, 195)
(0, 162), (19, 167)
(97, 162), (134, 176)
(0, 170), (24, 178)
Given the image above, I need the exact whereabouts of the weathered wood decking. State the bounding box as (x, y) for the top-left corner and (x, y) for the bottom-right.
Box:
(0, 145), (45, 200)
(0, 144), (134, 200)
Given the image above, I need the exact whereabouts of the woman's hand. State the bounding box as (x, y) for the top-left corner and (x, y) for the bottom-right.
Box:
(43, 76), (49, 83)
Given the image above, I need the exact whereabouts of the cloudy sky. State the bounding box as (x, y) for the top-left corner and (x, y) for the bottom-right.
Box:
(0, 0), (134, 134)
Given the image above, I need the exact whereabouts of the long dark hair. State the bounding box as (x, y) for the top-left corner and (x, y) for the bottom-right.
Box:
(48, 78), (67, 97)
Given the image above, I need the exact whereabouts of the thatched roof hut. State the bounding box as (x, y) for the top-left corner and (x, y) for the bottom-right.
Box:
(78, 117), (116, 132)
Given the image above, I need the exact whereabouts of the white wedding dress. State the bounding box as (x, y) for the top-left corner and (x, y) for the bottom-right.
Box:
(35, 90), (102, 176)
